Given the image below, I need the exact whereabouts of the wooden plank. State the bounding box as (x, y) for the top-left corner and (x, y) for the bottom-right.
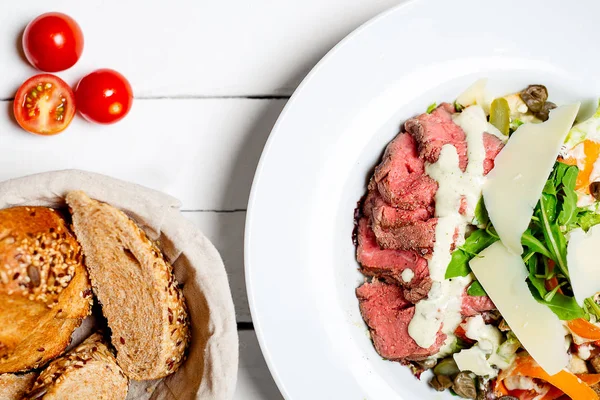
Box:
(236, 329), (283, 400)
(0, 0), (402, 98)
(0, 98), (285, 211)
(183, 211), (249, 322)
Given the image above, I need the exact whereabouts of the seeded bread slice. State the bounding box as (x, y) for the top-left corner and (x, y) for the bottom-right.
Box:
(0, 372), (37, 400)
(26, 333), (128, 399)
(0, 207), (92, 373)
(66, 191), (190, 380)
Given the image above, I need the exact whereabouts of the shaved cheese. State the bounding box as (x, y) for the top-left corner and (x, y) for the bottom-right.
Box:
(483, 104), (580, 255)
(456, 78), (491, 114)
(470, 241), (568, 375)
(567, 225), (600, 306)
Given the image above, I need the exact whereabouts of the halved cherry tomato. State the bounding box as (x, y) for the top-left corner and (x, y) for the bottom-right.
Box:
(75, 69), (133, 124)
(23, 12), (84, 72)
(13, 74), (76, 135)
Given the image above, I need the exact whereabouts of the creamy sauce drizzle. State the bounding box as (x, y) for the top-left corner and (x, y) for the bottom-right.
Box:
(408, 105), (490, 351)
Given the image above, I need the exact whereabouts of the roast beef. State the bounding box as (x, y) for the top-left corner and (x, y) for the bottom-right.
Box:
(405, 103), (468, 170)
(356, 218), (432, 303)
(461, 292), (496, 317)
(357, 280), (445, 360)
(355, 103), (504, 362)
(358, 280), (497, 362)
(370, 132), (438, 210)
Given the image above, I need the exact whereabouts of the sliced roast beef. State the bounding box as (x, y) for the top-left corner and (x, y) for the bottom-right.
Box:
(356, 218), (432, 303)
(461, 292), (496, 317)
(371, 219), (437, 255)
(405, 103), (468, 170)
(364, 190), (432, 228)
(371, 132), (438, 210)
(483, 133), (504, 174)
(357, 280), (445, 360)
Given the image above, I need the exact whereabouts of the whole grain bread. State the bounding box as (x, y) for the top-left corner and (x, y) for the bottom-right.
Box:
(66, 191), (191, 380)
(26, 332), (128, 399)
(0, 207), (92, 373)
(0, 372), (37, 400)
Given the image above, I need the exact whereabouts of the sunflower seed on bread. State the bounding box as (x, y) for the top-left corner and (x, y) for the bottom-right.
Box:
(0, 207), (92, 373)
(0, 372), (37, 400)
(66, 191), (191, 380)
(25, 332), (128, 400)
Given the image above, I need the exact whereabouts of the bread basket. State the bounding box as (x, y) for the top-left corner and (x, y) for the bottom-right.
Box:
(0, 170), (239, 400)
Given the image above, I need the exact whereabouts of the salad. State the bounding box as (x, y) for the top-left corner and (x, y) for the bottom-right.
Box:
(354, 80), (600, 399)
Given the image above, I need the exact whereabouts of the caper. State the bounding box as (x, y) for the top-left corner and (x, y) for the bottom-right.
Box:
(452, 371), (477, 399)
(533, 101), (557, 122)
(590, 182), (600, 201)
(429, 374), (452, 391)
(490, 97), (510, 135)
(520, 84), (549, 113)
(433, 357), (460, 377)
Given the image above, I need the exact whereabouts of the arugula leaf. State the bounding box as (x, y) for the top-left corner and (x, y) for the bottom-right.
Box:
(473, 197), (489, 227)
(537, 193), (569, 278)
(426, 102), (437, 114)
(577, 210), (600, 232)
(467, 281), (487, 296)
(526, 255), (547, 298)
(558, 165), (579, 226)
(521, 230), (553, 260)
(445, 230), (498, 278)
(528, 281), (584, 320)
(559, 189), (578, 226)
(561, 165), (579, 190)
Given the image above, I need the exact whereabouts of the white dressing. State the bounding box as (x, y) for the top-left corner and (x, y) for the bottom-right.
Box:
(566, 224), (600, 306)
(483, 104), (580, 255)
(470, 241), (568, 375)
(401, 269), (414, 283)
(453, 315), (504, 377)
(408, 105), (489, 349)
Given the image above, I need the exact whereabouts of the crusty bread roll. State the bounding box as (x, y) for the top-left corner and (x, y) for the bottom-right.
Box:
(25, 332), (128, 399)
(66, 191), (190, 380)
(0, 207), (92, 373)
(0, 372), (37, 400)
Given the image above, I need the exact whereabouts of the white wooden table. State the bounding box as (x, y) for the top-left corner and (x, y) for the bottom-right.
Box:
(0, 1), (402, 398)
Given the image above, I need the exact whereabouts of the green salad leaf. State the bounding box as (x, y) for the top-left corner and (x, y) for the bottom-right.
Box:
(472, 197), (489, 228)
(426, 102), (437, 114)
(528, 281), (585, 320)
(445, 229), (498, 278)
(576, 209), (600, 232)
(466, 281), (487, 297)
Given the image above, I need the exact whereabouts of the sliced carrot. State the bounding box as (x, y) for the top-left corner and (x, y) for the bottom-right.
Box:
(496, 353), (598, 400)
(568, 319), (600, 341)
(560, 140), (600, 193)
(578, 373), (600, 386)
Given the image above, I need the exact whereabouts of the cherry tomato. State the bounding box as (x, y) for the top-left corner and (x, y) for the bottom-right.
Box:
(13, 74), (76, 135)
(23, 12), (84, 72)
(75, 69), (133, 124)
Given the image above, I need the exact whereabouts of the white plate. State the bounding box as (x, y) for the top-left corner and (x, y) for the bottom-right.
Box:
(245, 0), (600, 398)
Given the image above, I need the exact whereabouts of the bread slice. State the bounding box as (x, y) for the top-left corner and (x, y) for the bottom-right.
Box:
(66, 191), (190, 380)
(25, 333), (128, 399)
(0, 207), (92, 373)
(0, 372), (37, 400)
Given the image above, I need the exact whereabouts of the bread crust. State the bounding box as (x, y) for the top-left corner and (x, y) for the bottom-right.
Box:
(0, 207), (92, 373)
(26, 333), (128, 400)
(66, 191), (190, 380)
